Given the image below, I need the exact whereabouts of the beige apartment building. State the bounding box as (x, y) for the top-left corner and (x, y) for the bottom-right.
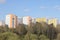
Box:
(48, 18), (58, 27)
(5, 14), (17, 28)
(36, 18), (47, 23)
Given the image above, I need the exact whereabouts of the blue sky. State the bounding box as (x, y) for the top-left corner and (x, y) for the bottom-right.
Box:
(0, 0), (60, 20)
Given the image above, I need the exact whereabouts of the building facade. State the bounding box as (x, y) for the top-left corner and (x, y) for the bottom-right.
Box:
(36, 18), (47, 23)
(23, 16), (32, 25)
(48, 18), (58, 27)
(5, 14), (17, 28)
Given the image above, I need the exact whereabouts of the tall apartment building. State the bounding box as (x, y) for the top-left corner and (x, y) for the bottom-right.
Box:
(48, 18), (58, 27)
(23, 16), (32, 25)
(5, 14), (17, 28)
(36, 18), (47, 23)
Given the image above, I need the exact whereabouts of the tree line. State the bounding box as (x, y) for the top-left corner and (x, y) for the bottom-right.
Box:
(0, 22), (60, 40)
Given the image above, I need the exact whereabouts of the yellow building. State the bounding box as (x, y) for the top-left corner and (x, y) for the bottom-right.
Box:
(36, 18), (47, 23)
(48, 19), (58, 27)
(5, 14), (17, 28)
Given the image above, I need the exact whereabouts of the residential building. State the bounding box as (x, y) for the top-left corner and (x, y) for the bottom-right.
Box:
(5, 14), (17, 28)
(36, 18), (47, 23)
(48, 18), (58, 27)
(23, 16), (32, 25)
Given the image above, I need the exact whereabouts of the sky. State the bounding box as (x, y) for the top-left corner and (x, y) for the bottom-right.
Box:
(0, 0), (60, 20)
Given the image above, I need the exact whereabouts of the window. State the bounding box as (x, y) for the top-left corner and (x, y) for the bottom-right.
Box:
(12, 18), (14, 28)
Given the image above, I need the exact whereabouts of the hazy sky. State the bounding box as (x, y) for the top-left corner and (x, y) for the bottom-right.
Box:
(0, 0), (60, 20)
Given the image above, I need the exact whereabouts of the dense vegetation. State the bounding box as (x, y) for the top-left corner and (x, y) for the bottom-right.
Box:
(0, 22), (60, 40)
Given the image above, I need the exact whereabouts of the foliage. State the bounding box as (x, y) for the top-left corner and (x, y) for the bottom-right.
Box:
(0, 22), (58, 40)
(56, 33), (60, 40)
(24, 33), (38, 40)
(39, 34), (50, 40)
(15, 24), (27, 35)
(0, 32), (20, 40)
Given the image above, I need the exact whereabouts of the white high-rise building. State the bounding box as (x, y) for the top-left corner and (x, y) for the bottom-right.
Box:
(5, 14), (17, 28)
(23, 16), (32, 25)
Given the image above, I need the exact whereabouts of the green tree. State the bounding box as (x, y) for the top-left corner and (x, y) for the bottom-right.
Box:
(34, 22), (43, 35)
(39, 34), (49, 40)
(56, 24), (60, 33)
(30, 34), (38, 40)
(56, 33), (60, 40)
(24, 33), (38, 40)
(16, 24), (27, 35)
(26, 23), (36, 34)
(46, 24), (57, 40)
(0, 32), (20, 40)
